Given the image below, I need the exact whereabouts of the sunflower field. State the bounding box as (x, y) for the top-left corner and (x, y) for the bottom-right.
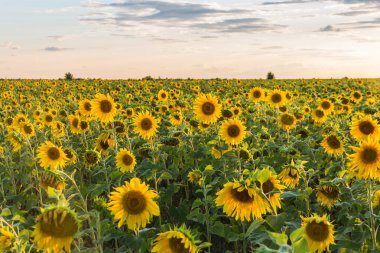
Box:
(1, 78), (380, 253)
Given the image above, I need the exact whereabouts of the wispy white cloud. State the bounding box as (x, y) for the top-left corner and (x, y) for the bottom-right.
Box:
(0, 41), (20, 50)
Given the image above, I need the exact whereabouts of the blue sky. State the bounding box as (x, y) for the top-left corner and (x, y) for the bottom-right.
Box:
(1, 0), (379, 78)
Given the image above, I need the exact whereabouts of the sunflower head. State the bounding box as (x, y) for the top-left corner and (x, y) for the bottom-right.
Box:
(116, 149), (137, 173)
(0, 226), (15, 251)
(279, 113), (296, 131)
(301, 214), (335, 253)
(91, 94), (117, 123)
(37, 141), (67, 170)
(108, 177), (160, 231)
(249, 87), (265, 102)
(32, 206), (80, 253)
(84, 150), (101, 168)
(350, 115), (379, 141)
(193, 93), (222, 124)
(133, 111), (159, 140)
(316, 183), (339, 208)
(219, 119), (246, 146)
(321, 134), (344, 156)
(268, 90), (286, 108)
(40, 172), (65, 193)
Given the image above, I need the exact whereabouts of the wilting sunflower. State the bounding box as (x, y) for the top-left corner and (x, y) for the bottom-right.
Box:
(91, 93), (117, 123)
(219, 119), (246, 146)
(133, 111), (159, 140)
(37, 141), (67, 170)
(193, 93), (222, 124)
(373, 190), (380, 208)
(188, 170), (204, 186)
(152, 225), (199, 253)
(256, 168), (286, 212)
(63, 148), (77, 165)
(108, 177), (160, 231)
(116, 149), (137, 173)
(95, 133), (116, 156)
(347, 138), (380, 180)
(39, 173), (65, 193)
(79, 99), (92, 116)
(278, 162), (300, 188)
(32, 206), (80, 253)
(301, 214), (335, 253)
(316, 183), (339, 208)
(215, 180), (269, 221)
(267, 90), (287, 108)
(350, 115), (379, 141)
(0, 226), (14, 251)
(321, 134), (344, 156)
(249, 87), (265, 102)
(84, 150), (100, 168)
(278, 113), (296, 131)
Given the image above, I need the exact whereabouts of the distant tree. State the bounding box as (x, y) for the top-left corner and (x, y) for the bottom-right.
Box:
(267, 72), (275, 80)
(142, 75), (153, 80)
(65, 72), (73, 80)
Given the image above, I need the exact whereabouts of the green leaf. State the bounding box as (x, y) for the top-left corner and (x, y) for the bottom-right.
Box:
(160, 172), (173, 180)
(191, 198), (203, 209)
(210, 221), (224, 237)
(290, 227), (305, 243)
(1, 208), (12, 217)
(245, 220), (264, 238)
(266, 213), (286, 231)
(268, 232), (288, 245)
(293, 238), (308, 253)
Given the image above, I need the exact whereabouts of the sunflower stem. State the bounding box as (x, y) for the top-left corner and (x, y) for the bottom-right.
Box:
(242, 222), (247, 253)
(367, 179), (377, 250)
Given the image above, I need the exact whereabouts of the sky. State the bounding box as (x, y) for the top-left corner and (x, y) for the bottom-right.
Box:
(0, 0), (379, 79)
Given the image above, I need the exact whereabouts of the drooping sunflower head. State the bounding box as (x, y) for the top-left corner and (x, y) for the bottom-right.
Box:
(279, 113), (296, 131)
(116, 149), (137, 173)
(278, 164), (300, 188)
(215, 180), (269, 221)
(83, 150), (101, 168)
(350, 115), (379, 141)
(108, 177), (160, 231)
(39, 172), (65, 193)
(32, 206), (80, 253)
(91, 93), (117, 123)
(348, 138), (380, 180)
(301, 214), (335, 253)
(219, 119), (246, 146)
(152, 226), (199, 253)
(37, 141), (67, 170)
(193, 93), (222, 124)
(321, 134), (344, 156)
(95, 133), (116, 156)
(316, 183), (339, 208)
(133, 111), (159, 140)
(63, 148), (78, 165)
(0, 226), (15, 251)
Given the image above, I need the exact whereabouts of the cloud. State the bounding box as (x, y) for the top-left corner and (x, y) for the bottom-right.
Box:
(33, 6), (77, 14)
(0, 42), (20, 50)
(320, 25), (341, 32)
(262, 0), (380, 5)
(44, 47), (72, 52)
(81, 0), (284, 36)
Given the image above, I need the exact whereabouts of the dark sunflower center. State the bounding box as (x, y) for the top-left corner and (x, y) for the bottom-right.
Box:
(72, 118), (79, 128)
(80, 121), (88, 130)
(319, 186), (339, 199)
(361, 148), (378, 164)
(99, 140), (109, 150)
(281, 114), (295, 126)
(84, 102), (92, 111)
(202, 102), (215, 115)
(227, 125), (241, 138)
(47, 147), (60, 160)
(39, 209), (78, 238)
(253, 90), (261, 98)
(231, 188), (254, 203)
(122, 190), (147, 215)
(169, 237), (190, 253)
(262, 180), (274, 194)
(321, 101), (331, 110)
(161, 93), (167, 98)
(271, 93), (282, 103)
(114, 121), (125, 133)
(287, 168), (299, 179)
(122, 154), (133, 166)
(326, 135), (341, 149)
(24, 124), (33, 134)
(127, 110), (133, 116)
(359, 121), (375, 135)
(141, 118), (153, 130)
(305, 221), (329, 242)
(174, 115), (181, 120)
(100, 100), (112, 113)
(84, 151), (99, 164)
(315, 110), (324, 118)
(353, 92), (361, 99)
(45, 115), (53, 122)
(64, 150), (73, 159)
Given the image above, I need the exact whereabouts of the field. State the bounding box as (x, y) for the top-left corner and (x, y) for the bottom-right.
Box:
(1, 78), (380, 253)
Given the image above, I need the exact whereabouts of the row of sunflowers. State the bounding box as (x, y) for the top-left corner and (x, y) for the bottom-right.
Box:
(0, 78), (380, 252)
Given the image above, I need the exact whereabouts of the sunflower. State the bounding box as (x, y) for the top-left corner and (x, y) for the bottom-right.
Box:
(133, 111), (158, 140)
(68, 115), (81, 134)
(231, 106), (242, 117)
(278, 163), (300, 188)
(211, 145), (232, 159)
(249, 87), (265, 102)
(0, 226), (14, 251)
(79, 99), (92, 116)
(321, 134), (344, 156)
(152, 226), (199, 253)
(193, 93), (222, 124)
(188, 170), (204, 186)
(37, 141), (67, 170)
(373, 190), (380, 208)
(279, 113), (296, 131)
(267, 90), (287, 108)
(84, 150), (100, 168)
(158, 89), (168, 102)
(32, 206), (80, 253)
(350, 91), (362, 103)
(347, 138), (380, 180)
(91, 93), (117, 123)
(312, 109), (327, 124)
(219, 119), (246, 146)
(318, 99), (334, 115)
(108, 177), (160, 231)
(301, 214), (335, 253)
(116, 149), (137, 173)
(6, 131), (24, 152)
(350, 115), (379, 141)
(39, 173), (65, 193)
(42, 112), (55, 126)
(256, 168), (286, 212)
(215, 180), (269, 221)
(170, 111), (183, 126)
(63, 148), (78, 165)
(316, 184), (339, 208)
(95, 133), (115, 156)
